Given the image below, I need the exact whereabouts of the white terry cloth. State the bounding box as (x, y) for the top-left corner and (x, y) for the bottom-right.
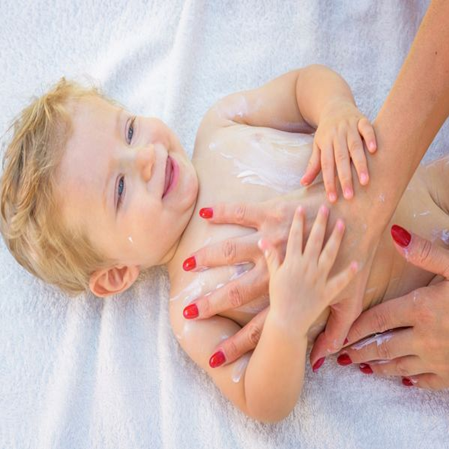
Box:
(1, 1), (449, 448)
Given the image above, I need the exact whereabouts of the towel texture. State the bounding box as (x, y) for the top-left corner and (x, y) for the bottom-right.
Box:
(1, 1), (449, 448)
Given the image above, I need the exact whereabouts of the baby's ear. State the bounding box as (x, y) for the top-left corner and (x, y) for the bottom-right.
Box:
(89, 265), (140, 298)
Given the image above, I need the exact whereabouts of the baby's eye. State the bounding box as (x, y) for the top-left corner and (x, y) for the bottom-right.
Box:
(127, 117), (136, 144)
(117, 176), (125, 209)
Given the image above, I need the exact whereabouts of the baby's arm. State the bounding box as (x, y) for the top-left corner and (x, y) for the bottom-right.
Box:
(171, 301), (308, 423)
(248, 205), (357, 421)
(171, 304), (307, 423)
(201, 65), (376, 202)
(170, 206), (356, 423)
(206, 65), (352, 132)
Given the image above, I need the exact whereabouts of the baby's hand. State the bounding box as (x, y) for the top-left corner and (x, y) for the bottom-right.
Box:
(300, 101), (377, 203)
(258, 205), (358, 336)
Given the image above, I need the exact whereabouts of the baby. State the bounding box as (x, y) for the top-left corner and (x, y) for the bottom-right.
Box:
(1, 65), (447, 423)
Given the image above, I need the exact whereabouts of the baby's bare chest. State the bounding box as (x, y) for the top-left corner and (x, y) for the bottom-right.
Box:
(193, 125), (314, 204)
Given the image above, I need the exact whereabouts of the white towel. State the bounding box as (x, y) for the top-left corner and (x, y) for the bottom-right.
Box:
(1, 1), (449, 448)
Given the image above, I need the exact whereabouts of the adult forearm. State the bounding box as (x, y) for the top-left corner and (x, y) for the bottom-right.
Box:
(371, 0), (449, 217)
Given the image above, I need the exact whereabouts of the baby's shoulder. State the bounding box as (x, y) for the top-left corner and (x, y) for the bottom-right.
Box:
(194, 93), (251, 147)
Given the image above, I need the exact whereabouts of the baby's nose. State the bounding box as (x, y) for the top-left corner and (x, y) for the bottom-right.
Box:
(135, 144), (156, 182)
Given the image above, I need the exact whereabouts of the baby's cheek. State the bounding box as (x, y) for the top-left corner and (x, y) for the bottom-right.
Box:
(148, 118), (171, 148)
(124, 212), (161, 259)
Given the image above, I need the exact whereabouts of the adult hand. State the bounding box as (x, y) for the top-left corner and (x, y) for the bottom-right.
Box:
(339, 225), (449, 390)
(182, 198), (300, 366)
(181, 185), (383, 368)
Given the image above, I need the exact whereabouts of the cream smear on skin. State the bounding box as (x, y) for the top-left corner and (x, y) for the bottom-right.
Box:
(170, 262), (254, 307)
(351, 330), (394, 351)
(209, 127), (315, 193)
(232, 353), (251, 383)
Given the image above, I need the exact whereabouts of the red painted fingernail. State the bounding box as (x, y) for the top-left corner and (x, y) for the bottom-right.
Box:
(344, 338), (349, 345)
(183, 303), (199, 319)
(199, 207), (213, 219)
(391, 225), (411, 248)
(337, 353), (352, 366)
(312, 357), (325, 372)
(183, 256), (196, 271)
(209, 350), (226, 368)
(402, 377), (414, 387)
(359, 363), (373, 374)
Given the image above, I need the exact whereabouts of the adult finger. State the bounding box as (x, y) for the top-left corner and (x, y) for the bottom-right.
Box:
(310, 299), (362, 366)
(184, 233), (260, 271)
(365, 355), (425, 378)
(360, 359), (444, 390)
(198, 201), (266, 228)
(334, 132), (353, 200)
(344, 292), (417, 346)
(391, 225), (449, 278)
(209, 307), (269, 367)
(341, 328), (414, 365)
(320, 144), (337, 203)
(301, 142), (321, 186)
(402, 373), (445, 390)
(347, 126), (369, 186)
(184, 262), (268, 319)
(358, 117), (377, 154)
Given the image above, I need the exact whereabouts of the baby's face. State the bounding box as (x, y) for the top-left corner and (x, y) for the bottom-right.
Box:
(57, 95), (198, 270)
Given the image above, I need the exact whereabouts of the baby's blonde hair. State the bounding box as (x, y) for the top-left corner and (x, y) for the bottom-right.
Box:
(0, 78), (122, 297)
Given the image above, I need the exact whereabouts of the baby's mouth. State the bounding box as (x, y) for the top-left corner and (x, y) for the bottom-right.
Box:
(162, 156), (173, 198)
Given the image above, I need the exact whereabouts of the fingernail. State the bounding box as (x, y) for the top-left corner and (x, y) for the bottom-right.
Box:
(300, 176), (309, 185)
(344, 187), (353, 199)
(360, 172), (369, 185)
(369, 141), (376, 151)
(183, 256), (196, 271)
(183, 303), (199, 319)
(343, 338), (349, 345)
(391, 225), (411, 248)
(402, 377), (414, 387)
(312, 357), (325, 372)
(359, 363), (373, 374)
(329, 192), (337, 203)
(199, 207), (213, 219)
(209, 350), (226, 368)
(337, 353), (352, 366)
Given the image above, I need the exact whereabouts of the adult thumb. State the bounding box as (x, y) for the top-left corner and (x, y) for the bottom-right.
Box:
(257, 238), (280, 277)
(391, 224), (449, 278)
